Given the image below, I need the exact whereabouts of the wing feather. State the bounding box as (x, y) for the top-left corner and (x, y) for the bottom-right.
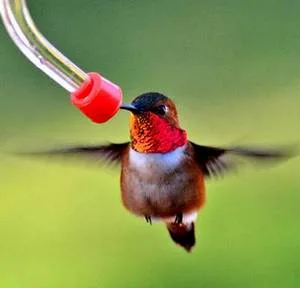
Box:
(18, 142), (129, 166)
(190, 142), (294, 178)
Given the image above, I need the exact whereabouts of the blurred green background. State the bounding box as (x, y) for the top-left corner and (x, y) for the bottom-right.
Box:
(0, 0), (300, 287)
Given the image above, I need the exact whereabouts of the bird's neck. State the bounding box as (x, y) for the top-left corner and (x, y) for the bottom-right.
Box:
(130, 114), (187, 153)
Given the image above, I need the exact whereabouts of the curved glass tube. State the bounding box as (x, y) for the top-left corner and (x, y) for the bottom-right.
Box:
(0, 0), (87, 92)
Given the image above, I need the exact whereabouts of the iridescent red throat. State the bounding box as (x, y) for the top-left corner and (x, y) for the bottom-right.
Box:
(129, 113), (187, 153)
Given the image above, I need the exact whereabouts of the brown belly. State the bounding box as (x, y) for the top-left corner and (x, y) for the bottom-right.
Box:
(120, 163), (205, 218)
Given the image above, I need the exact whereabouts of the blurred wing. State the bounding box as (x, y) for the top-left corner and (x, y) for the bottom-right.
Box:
(190, 141), (294, 178)
(18, 142), (129, 166)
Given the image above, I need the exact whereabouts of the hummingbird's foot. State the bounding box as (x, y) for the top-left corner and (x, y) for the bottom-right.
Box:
(145, 215), (152, 225)
(174, 213), (183, 224)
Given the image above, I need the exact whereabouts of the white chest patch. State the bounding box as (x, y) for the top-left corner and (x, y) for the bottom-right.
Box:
(129, 145), (187, 172)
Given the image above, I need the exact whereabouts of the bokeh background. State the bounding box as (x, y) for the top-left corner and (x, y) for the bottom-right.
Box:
(0, 0), (300, 287)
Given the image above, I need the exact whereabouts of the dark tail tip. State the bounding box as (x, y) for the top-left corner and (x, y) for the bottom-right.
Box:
(167, 222), (196, 252)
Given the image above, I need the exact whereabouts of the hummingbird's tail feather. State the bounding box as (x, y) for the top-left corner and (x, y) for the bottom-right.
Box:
(166, 222), (195, 252)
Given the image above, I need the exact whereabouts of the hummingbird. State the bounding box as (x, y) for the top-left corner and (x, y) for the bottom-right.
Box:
(28, 92), (292, 252)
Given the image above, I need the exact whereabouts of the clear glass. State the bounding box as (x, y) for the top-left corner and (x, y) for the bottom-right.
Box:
(0, 0), (87, 92)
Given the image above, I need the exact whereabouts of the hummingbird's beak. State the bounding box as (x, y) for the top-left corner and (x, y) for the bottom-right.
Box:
(120, 104), (140, 113)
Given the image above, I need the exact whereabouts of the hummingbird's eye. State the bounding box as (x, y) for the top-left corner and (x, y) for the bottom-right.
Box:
(153, 105), (168, 116)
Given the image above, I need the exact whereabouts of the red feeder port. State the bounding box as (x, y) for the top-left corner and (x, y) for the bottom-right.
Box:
(71, 72), (123, 123)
